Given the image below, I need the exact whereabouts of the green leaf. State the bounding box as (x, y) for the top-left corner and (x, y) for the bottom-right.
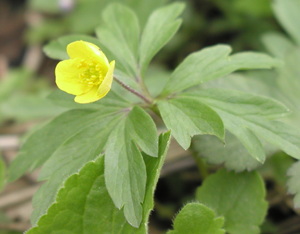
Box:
(30, 112), (122, 224)
(192, 133), (262, 172)
(168, 203), (225, 234)
(1, 93), (66, 121)
(139, 3), (184, 76)
(43, 34), (102, 60)
(28, 132), (171, 233)
(162, 45), (278, 95)
(273, 0), (300, 45)
(96, 3), (140, 78)
(8, 109), (120, 182)
(47, 89), (130, 110)
(105, 106), (158, 227)
(287, 161), (300, 208)
(196, 169), (267, 234)
(183, 89), (300, 162)
(158, 96), (224, 150)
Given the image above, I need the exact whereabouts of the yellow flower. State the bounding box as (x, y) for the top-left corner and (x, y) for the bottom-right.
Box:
(55, 40), (115, 103)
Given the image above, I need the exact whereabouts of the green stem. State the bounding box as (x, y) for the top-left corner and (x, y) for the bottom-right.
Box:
(114, 76), (152, 104)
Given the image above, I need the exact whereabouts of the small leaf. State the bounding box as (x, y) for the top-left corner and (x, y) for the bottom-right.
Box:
(162, 45), (278, 95)
(158, 96), (224, 150)
(104, 106), (158, 227)
(168, 203), (225, 234)
(127, 106), (158, 156)
(196, 169), (267, 234)
(43, 34), (102, 60)
(28, 132), (171, 234)
(96, 3), (140, 78)
(139, 3), (184, 75)
(287, 161), (300, 208)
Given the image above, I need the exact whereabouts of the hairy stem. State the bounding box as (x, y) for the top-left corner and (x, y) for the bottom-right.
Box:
(114, 77), (152, 104)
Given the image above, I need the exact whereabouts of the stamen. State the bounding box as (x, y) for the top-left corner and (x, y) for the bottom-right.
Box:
(78, 59), (105, 86)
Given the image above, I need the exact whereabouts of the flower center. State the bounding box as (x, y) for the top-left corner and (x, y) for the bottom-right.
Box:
(77, 59), (105, 87)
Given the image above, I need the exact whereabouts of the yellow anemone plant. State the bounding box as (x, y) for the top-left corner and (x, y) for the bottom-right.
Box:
(55, 40), (115, 104)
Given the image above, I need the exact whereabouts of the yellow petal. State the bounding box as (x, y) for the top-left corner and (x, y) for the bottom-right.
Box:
(67, 41), (109, 66)
(97, 60), (115, 98)
(74, 86), (103, 104)
(55, 59), (92, 95)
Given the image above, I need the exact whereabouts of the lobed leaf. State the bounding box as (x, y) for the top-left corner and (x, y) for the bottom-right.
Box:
(158, 96), (224, 150)
(168, 203), (225, 234)
(8, 109), (115, 182)
(196, 169), (267, 234)
(104, 106), (158, 227)
(162, 45), (278, 95)
(182, 89), (300, 162)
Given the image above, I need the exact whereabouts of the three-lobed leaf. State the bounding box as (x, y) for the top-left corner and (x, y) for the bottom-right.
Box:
(196, 169), (267, 234)
(168, 203), (225, 234)
(104, 106), (158, 227)
(182, 89), (300, 162)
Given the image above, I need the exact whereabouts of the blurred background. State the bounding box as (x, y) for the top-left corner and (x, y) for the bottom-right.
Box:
(0, 0), (299, 233)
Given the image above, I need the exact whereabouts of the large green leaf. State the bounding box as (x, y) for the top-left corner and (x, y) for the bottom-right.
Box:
(139, 3), (184, 76)
(8, 109), (116, 182)
(105, 106), (158, 227)
(182, 89), (300, 162)
(273, 0), (300, 45)
(158, 96), (224, 150)
(287, 161), (300, 208)
(168, 203), (225, 234)
(28, 132), (171, 234)
(162, 45), (278, 95)
(30, 112), (122, 224)
(28, 106), (157, 227)
(96, 3), (140, 78)
(196, 169), (267, 234)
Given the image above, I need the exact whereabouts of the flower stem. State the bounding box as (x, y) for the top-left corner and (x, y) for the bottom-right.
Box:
(114, 77), (152, 104)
